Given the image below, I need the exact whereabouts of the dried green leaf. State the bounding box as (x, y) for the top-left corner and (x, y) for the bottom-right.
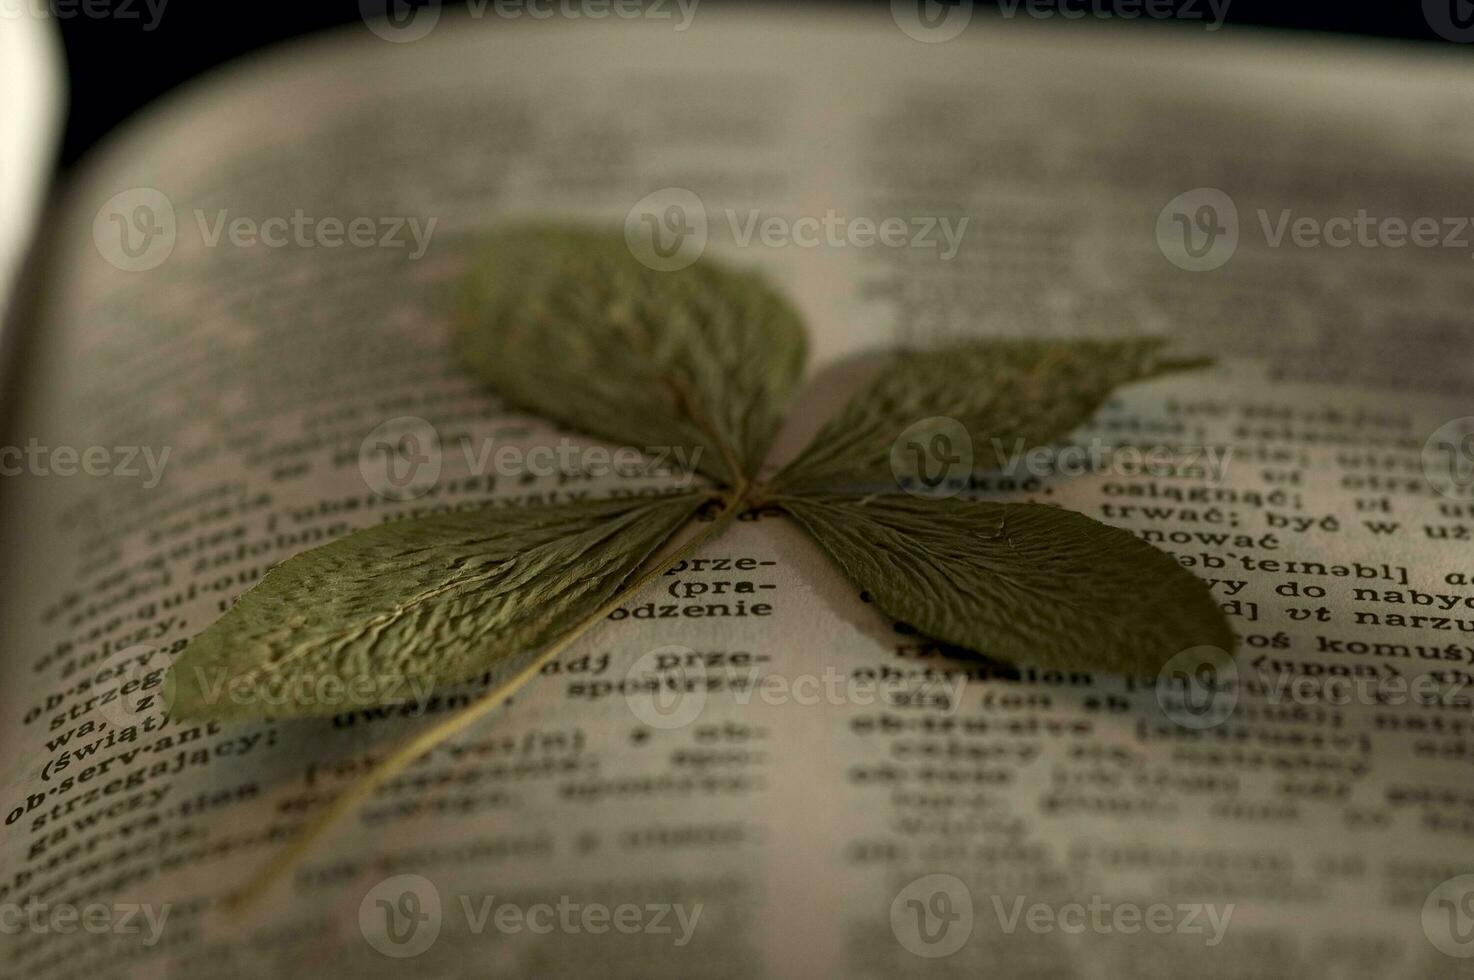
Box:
(458, 226), (808, 486)
(773, 338), (1209, 492)
(168, 493), (705, 720)
(781, 493), (1234, 675)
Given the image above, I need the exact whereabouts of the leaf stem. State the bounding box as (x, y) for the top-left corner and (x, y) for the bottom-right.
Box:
(229, 490), (745, 911)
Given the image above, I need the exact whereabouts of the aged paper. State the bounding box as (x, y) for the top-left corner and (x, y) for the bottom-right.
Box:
(2, 11), (1473, 978)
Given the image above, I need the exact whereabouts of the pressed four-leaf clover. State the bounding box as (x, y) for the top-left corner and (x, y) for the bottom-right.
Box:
(169, 226), (1233, 903)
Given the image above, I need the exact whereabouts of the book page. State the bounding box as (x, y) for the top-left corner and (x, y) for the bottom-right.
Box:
(0, 13), (63, 328)
(3, 11), (1474, 978)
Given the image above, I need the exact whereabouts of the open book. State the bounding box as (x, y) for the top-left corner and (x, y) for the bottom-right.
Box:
(3, 8), (1474, 977)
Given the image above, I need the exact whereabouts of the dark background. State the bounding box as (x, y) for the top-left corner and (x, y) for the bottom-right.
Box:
(52, 0), (1471, 168)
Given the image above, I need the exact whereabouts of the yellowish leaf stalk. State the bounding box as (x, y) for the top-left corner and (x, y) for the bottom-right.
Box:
(230, 487), (745, 911)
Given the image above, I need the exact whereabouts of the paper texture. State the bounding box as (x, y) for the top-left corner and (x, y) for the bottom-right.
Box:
(2, 11), (1474, 977)
(0, 13), (62, 325)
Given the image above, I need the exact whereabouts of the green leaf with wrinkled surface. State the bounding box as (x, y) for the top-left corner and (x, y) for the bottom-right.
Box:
(773, 338), (1208, 492)
(458, 226), (808, 486)
(168, 493), (705, 720)
(782, 493), (1233, 675)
